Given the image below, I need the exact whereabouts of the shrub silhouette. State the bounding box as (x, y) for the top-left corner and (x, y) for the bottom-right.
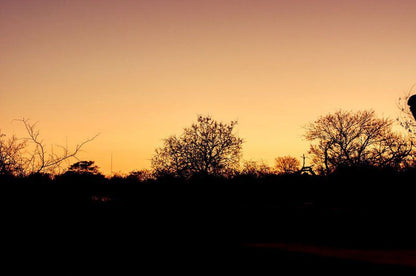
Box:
(240, 160), (272, 178)
(274, 156), (301, 175)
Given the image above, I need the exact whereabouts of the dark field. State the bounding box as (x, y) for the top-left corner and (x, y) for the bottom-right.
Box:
(3, 172), (416, 275)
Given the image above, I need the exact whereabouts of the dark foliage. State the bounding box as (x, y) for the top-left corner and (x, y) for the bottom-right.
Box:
(4, 166), (416, 274)
(66, 160), (101, 175)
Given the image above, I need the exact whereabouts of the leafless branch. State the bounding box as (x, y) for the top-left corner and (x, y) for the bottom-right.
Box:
(16, 118), (98, 175)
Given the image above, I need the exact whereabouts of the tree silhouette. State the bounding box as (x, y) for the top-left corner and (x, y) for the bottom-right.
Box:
(127, 169), (154, 182)
(0, 119), (97, 176)
(20, 118), (98, 174)
(241, 160), (272, 177)
(274, 156), (300, 175)
(67, 160), (100, 175)
(152, 115), (243, 178)
(305, 110), (414, 174)
(0, 132), (26, 175)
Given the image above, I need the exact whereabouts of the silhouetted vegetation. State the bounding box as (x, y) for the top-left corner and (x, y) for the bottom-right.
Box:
(4, 110), (416, 274)
(0, 131), (26, 175)
(241, 160), (272, 177)
(305, 110), (414, 175)
(66, 160), (101, 175)
(0, 119), (97, 176)
(274, 156), (301, 174)
(151, 115), (243, 178)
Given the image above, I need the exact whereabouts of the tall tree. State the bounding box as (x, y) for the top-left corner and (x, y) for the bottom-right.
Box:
(152, 115), (243, 178)
(305, 110), (413, 174)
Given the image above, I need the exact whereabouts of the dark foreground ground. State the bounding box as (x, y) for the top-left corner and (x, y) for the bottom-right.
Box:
(6, 213), (416, 275)
(3, 173), (416, 275)
(5, 204), (416, 275)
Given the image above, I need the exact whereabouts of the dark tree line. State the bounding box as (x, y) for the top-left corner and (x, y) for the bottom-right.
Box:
(4, 96), (416, 276)
(150, 110), (414, 178)
(2, 97), (416, 179)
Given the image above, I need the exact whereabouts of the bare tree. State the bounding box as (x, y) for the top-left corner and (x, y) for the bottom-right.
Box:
(20, 119), (98, 175)
(274, 156), (300, 174)
(1, 119), (96, 176)
(152, 115), (243, 178)
(0, 132), (26, 175)
(305, 110), (414, 174)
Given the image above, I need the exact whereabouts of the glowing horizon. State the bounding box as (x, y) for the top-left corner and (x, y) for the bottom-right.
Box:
(1, 0), (415, 175)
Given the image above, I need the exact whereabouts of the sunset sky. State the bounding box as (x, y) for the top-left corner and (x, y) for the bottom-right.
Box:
(1, 0), (415, 175)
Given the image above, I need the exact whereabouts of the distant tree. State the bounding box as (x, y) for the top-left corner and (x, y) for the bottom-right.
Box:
(66, 161), (100, 175)
(274, 156), (300, 174)
(152, 115), (243, 178)
(305, 110), (414, 174)
(0, 132), (26, 176)
(127, 169), (155, 182)
(241, 160), (272, 177)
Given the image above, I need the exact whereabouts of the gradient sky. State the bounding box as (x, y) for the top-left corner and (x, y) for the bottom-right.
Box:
(1, 0), (415, 175)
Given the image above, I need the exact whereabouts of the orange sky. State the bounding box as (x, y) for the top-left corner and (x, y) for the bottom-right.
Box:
(1, 0), (415, 175)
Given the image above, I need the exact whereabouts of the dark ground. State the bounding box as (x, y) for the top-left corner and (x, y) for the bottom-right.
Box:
(3, 171), (416, 275)
(5, 201), (416, 275)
